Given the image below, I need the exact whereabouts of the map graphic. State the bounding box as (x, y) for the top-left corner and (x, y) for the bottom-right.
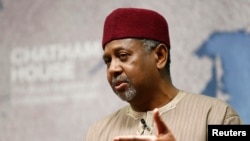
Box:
(196, 30), (250, 124)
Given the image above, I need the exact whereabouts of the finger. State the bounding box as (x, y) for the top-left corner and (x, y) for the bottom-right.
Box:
(153, 108), (169, 134)
(113, 137), (119, 141)
(114, 135), (157, 141)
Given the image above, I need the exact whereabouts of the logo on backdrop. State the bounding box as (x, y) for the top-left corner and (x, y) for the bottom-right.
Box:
(195, 30), (250, 124)
(10, 41), (101, 103)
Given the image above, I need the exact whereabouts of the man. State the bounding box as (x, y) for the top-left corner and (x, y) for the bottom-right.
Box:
(85, 8), (242, 141)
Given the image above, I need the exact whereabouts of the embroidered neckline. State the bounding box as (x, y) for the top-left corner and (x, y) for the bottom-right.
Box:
(126, 90), (187, 119)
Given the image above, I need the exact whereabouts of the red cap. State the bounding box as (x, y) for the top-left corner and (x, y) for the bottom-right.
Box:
(102, 8), (170, 49)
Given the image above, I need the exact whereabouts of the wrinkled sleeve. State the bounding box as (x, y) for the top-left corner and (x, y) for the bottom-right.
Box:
(223, 106), (243, 124)
(85, 123), (98, 141)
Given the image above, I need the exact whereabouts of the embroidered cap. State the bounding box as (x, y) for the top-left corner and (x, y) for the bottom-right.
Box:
(102, 8), (170, 49)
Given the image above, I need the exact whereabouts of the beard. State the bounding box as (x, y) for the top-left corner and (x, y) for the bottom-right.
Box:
(120, 84), (136, 101)
(112, 76), (137, 102)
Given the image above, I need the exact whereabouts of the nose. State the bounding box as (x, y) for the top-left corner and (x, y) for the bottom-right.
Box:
(108, 59), (122, 77)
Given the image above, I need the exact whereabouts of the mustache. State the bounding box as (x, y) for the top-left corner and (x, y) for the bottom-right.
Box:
(111, 76), (130, 85)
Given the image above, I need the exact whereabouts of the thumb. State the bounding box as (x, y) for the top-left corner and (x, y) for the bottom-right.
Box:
(153, 108), (169, 135)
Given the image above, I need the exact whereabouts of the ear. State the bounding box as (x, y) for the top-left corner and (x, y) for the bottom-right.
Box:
(154, 44), (168, 70)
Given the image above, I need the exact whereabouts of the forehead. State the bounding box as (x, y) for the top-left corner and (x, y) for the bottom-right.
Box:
(103, 38), (143, 53)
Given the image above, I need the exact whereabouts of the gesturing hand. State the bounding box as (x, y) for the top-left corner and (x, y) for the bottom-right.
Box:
(113, 108), (176, 141)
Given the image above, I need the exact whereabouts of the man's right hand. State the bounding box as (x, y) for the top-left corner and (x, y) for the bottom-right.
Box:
(113, 108), (176, 141)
